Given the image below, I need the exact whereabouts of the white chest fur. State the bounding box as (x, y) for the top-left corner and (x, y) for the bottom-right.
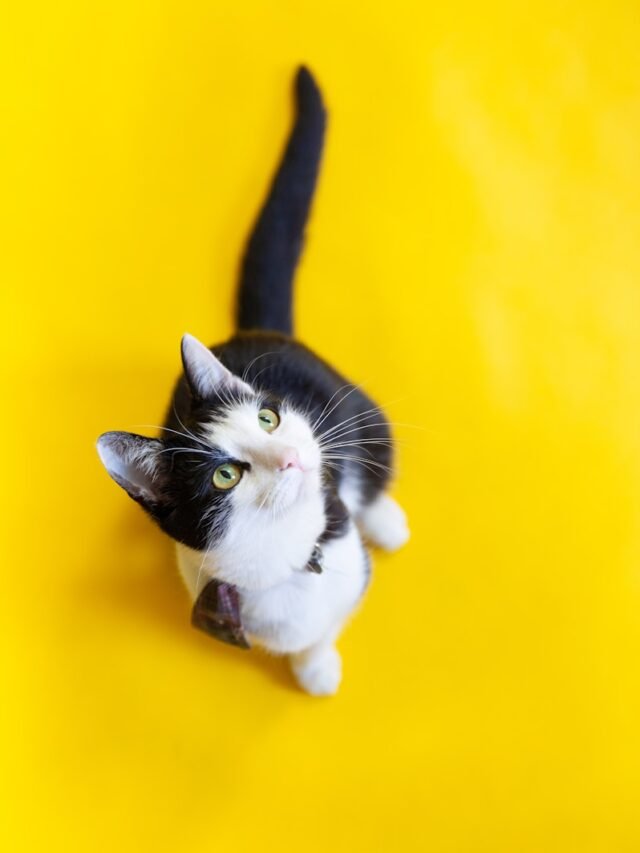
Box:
(240, 523), (368, 653)
(176, 521), (368, 655)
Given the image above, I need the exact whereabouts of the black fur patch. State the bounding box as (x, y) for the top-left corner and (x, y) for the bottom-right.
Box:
(151, 440), (235, 551)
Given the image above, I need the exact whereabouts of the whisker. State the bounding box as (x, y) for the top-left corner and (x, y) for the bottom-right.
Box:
(315, 407), (383, 442)
(321, 443), (399, 457)
(315, 392), (423, 443)
(133, 424), (209, 446)
(322, 453), (393, 473)
(310, 383), (354, 433)
(320, 438), (396, 450)
(256, 488), (271, 513)
(318, 422), (386, 443)
(325, 422), (422, 443)
(241, 351), (281, 383)
(324, 443), (378, 462)
(313, 383), (368, 433)
(319, 417), (428, 445)
(194, 538), (215, 599)
(172, 405), (210, 447)
(156, 447), (213, 456)
(248, 362), (280, 389)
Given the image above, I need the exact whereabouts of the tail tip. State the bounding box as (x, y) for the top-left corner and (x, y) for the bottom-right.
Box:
(295, 64), (325, 116)
(296, 64), (315, 85)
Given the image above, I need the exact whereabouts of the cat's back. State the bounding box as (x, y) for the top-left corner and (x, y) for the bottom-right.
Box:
(214, 332), (348, 408)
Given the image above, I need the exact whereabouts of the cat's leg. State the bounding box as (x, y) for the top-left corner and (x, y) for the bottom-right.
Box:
(290, 631), (342, 696)
(357, 492), (410, 551)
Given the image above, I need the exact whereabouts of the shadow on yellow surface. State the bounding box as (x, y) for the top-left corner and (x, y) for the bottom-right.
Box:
(79, 504), (296, 690)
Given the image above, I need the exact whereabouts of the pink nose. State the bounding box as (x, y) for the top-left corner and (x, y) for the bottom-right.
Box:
(277, 447), (302, 471)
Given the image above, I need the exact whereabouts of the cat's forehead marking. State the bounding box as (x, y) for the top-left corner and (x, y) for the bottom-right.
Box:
(202, 399), (315, 464)
(203, 400), (257, 455)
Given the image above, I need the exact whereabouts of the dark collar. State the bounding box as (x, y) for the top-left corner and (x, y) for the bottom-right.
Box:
(191, 541), (325, 648)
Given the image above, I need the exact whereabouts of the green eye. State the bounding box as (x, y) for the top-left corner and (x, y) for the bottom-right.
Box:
(258, 408), (280, 433)
(212, 463), (242, 490)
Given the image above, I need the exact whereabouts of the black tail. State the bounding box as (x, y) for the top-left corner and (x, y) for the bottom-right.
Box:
(236, 66), (327, 336)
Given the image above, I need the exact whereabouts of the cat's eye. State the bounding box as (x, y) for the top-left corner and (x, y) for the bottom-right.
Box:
(258, 408), (280, 433)
(212, 463), (242, 490)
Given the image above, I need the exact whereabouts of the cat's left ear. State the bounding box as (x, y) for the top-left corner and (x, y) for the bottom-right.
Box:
(181, 334), (253, 401)
(96, 431), (171, 512)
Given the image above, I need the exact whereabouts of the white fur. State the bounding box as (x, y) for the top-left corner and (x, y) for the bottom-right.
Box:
(357, 493), (410, 551)
(338, 466), (363, 516)
(177, 520), (366, 695)
(173, 390), (366, 695)
(291, 642), (342, 696)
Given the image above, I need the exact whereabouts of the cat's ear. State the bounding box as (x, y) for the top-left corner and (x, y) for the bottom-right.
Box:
(181, 334), (253, 401)
(97, 431), (171, 511)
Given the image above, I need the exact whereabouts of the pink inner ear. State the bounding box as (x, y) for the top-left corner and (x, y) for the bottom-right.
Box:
(97, 432), (165, 503)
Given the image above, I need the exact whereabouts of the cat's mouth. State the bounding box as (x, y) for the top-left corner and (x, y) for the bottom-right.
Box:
(266, 466), (318, 513)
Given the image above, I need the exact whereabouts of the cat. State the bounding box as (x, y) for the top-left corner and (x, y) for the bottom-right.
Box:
(97, 67), (409, 695)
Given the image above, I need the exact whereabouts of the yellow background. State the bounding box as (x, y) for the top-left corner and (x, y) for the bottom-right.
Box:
(2, 2), (640, 851)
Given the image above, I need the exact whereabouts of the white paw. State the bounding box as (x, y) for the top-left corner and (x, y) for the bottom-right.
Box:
(292, 646), (342, 696)
(358, 493), (410, 552)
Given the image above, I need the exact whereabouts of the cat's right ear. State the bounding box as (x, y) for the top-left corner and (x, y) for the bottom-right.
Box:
(96, 431), (171, 513)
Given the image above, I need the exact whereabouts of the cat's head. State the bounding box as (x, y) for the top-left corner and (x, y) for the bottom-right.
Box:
(97, 335), (325, 585)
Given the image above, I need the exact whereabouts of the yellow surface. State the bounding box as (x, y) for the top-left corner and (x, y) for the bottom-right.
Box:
(2, 2), (640, 851)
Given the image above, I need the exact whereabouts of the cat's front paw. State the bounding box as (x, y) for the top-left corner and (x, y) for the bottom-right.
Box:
(291, 646), (342, 696)
(358, 493), (410, 552)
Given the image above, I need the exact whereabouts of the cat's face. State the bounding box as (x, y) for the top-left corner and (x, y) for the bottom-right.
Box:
(205, 396), (322, 515)
(97, 335), (324, 562)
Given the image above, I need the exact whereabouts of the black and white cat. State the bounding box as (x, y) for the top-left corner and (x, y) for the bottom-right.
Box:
(97, 67), (409, 695)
